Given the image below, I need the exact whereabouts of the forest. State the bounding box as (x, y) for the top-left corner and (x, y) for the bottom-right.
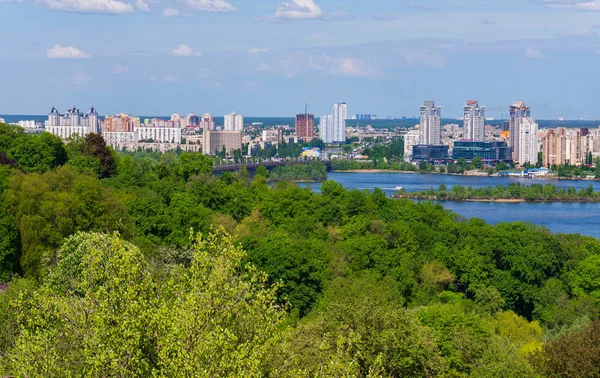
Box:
(1, 123), (600, 376)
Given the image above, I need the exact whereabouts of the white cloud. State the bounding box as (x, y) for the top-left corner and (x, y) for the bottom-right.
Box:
(135, 0), (149, 11)
(256, 62), (271, 71)
(111, 63), (129, 73)
(162, 7), (181, 16)
(37, 0), (133, 14)
(248, 48), (269, 53)
(540, 0), (600, 10)
(273, 0), (323, 19)
(330, 58), (379, 78)
(525, 48), (549, 59)
(46, 44), (90, 59)
(171, 44), (202, 57)
(164, 74), (178, 82)
(184, 0), (234, 12)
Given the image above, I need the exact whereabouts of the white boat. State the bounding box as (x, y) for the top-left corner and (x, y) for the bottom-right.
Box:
(395, 186), (403, 191)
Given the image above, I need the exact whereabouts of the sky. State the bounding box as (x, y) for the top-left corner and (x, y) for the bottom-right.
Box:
(1, 0), (600, 119)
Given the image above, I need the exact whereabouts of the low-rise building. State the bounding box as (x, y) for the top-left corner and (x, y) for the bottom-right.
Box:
(452, 141), (512, 163)
(262, 128), (283, 144)
(412, 144), (450, 162)
(203, 130), (242, 155)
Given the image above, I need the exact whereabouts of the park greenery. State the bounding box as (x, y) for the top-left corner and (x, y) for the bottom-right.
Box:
(269, 161), (327, 181)
(402, 182), (600, 202)
(2, 123), (600, 376)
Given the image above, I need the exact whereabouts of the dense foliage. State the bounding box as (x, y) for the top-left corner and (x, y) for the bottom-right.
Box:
(269, 161), (327, 181)
(1, 122), (600, 376)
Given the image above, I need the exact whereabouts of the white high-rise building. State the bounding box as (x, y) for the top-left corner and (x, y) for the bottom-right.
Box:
(331, 103), (347, 143)
(518, 117), (539, 165)
(320, 103), (347, 143)
(419, 101), (442, 145)
(224, 112), (243, 131)
(463, 100), (485, 141)
(319, 115), (332, 143)
(509, 101), (539, 165)
(404, 129), (421, 157)
(45, 106), (100, 139)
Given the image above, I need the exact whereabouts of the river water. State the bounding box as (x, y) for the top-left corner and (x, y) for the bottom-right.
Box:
(301, 172), (600, 239)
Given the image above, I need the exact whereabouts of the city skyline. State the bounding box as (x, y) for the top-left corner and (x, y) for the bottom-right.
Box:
(3, 1), (600, 118)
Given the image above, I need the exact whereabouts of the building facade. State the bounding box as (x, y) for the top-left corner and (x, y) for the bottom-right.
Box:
(463, 100), (485, 141)
(224, 112), (244, 131)
(509, 101), (539, 165)
(452, 141), (512, 163)
(296, 113), (315, 141)
(412, 144), (450, 162)
(203, 130), (242, 155)
(319, 115), (332, 143)
(419, 101), (442, 145)
(542, 127), (590, 167)
(45, 106), (100, 139)
(331, 103), (347, 143)
(200, 113), (215, 131)
(102, 113), (136, 150)
(137, 119), (182, 144)
(262, 128), (283, 144)
(403, 129), (421, 157)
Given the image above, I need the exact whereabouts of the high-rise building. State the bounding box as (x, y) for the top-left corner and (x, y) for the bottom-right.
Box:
(45, 106), (100, 139)
(200, 113), (215, 131)
(319, 115), (332, 143)
(296, 113), (315, 141)
(419, 101), (442, 145)
(224, 112), (244, 131)
(102, 113), (136, 150)
(403, 129), (421, 157)
(186, 113), (200, 127)
(463, 100), (485, 141)
(509, 101), (539, 165)
(203, 130), (242, 155)
(543, 127), (589, 167)
(331, 103), (347, 143)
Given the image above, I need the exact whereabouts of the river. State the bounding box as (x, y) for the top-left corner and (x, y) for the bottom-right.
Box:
(301, 172), (600, 239)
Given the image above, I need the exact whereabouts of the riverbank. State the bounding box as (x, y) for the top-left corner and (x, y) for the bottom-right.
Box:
(393, 182), (600, 203)
(393, 195), (600, 203)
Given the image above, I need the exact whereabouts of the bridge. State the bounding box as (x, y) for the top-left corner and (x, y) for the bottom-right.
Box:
(213, 160), (331, 172)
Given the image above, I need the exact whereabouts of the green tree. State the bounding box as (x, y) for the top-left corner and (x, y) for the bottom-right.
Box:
(2, 230), (284, 377)
(178, 152), (213, 180)
(272, 276), (446, 377)
(472, 156), (484, 170)
(83, 133), (116, 178)
(3, 167), (126, 278)
(7, 132), (67, 173)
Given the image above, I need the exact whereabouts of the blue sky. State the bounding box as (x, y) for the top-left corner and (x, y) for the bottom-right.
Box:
(1, 0), (600, 118)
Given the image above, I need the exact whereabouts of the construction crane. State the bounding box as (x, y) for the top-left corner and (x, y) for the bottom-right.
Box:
(297, 102), (310, 117)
